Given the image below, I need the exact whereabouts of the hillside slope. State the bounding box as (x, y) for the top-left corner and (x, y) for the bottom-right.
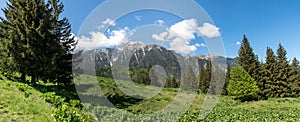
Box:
(0, 80), (53, 121)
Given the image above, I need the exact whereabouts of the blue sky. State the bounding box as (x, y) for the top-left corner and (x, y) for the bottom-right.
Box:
(1, 0), (300, 60)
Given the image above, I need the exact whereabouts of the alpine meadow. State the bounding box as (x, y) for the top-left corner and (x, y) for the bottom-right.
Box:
(0, 0), (300, 122)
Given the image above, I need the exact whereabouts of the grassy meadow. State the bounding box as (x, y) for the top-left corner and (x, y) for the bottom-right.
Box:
(0, 75), (299, 121)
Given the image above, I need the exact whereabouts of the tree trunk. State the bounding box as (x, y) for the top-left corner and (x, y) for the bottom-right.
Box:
(21, 73), (26, 82)
(31, 74), (37, 85)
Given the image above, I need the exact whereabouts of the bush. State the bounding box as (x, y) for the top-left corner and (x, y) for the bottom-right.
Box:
(227, 66), (259, 101)
(52, 104), (93, 122)
(43, 92), (65, 107)
(17, 84), (32, 98)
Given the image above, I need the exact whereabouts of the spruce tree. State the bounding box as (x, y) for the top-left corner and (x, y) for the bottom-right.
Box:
(262, 47), (278, 98)
(237, 35), (261, 83)
(0, 0), (76, 84)
(199, 60), (212, 93)
(289, 58), (300, 97)
(182, 65), (198, 91)
(275, 44), (294, 97)
(166, 75), (178, 88)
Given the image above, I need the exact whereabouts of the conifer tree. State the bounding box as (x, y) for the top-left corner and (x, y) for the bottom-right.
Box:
(237, 35), (264, 98)
(0, 0), (76, 84)
(199, 60), (212, 93)
(289, 58), (300, 97)
(262, 47), (278, 98)
(166, 75), (178, 88)
(182, 65), (198, 91)
(237, 35), (261, 83)
(275, 44), (294, 97)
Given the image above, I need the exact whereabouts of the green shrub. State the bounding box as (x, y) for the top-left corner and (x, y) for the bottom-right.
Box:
(69, 100), (83, 109)
(227, 66), (259, 101)
(52, 104), (93, 122)
(43, 92), (65, 107)
(17, 84), (31, 98)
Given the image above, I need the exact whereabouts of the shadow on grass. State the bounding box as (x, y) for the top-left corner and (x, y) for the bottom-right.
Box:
(75, 83), (144, 109)
(32, 83), (80, 101)
(10, 76), (144, 109)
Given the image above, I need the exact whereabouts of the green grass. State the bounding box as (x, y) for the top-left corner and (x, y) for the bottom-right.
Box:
(0, 80), (53, 122)
(1, 74), (300, 121)
(75, 75), (300, 121)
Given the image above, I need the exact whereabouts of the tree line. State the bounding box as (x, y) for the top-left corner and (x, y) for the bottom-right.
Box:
(0, 0), (75, 85)
(228, 35), (300, 100)
(119, 35), (300, 100)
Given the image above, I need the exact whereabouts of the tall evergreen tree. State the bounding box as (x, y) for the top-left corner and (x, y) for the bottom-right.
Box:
(289, 58), (300, 97)
(262, 47), (278, 98)
(237, 35), (264, 98)
(182, 65), (198, 91)
(0, 0), (76, 84)
(199, 60), (212, 93)
(237, 35), (261, 82)
(166, 75), (178, 88)
(275, 44), (294, 97)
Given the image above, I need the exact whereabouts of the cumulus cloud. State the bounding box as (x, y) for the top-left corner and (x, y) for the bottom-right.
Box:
(99, 18), (116, 29)
(135, 16), (142, 21)
(236, 41), (241, 45)
(198, 23), (220, 38)
(151, 18), (220, 54)
(152, 32), (168, 42)
(155, 20), (165, 26)
(169, 38), (197, 55)
(76, 27), (131, 50)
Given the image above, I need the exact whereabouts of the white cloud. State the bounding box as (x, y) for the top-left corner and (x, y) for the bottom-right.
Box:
(236, 41), (241, 45)
(198, 23), (220, 38)
(195, 43), (206, 47)
(102, 18), (116, 26)
(99, 18), (116, 29)
(151, 18), (219, 54)
(155, 20), (165, 26)
(135, 16), (142, 21)
(169, 38), (197, 55)
(152, 32), (168, 41)
(76, 27), (130, 49)
(168, 19), (198, 40)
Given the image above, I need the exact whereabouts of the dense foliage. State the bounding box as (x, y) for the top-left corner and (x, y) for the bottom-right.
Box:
(237, 35), (300, 98)
(237, 35), (261, 83)
(0, 0), (76, 84)
(227, 66), (259, 101)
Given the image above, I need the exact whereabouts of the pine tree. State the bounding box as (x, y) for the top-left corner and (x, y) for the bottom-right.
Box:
(237, 35), (261, 83)
(199, 60), (212, 93)
(262, 47), (278, 98)
(166, 75), (178, 88)
(182, 65), (198, 91)
(227, 66), (259, 101)
(0, 0), (76, 84)
(289, 58), (300, 97)
(275, 44), (294, 97)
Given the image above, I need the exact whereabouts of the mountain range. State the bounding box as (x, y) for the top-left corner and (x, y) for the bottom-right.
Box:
(76, 42), (238, 79)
